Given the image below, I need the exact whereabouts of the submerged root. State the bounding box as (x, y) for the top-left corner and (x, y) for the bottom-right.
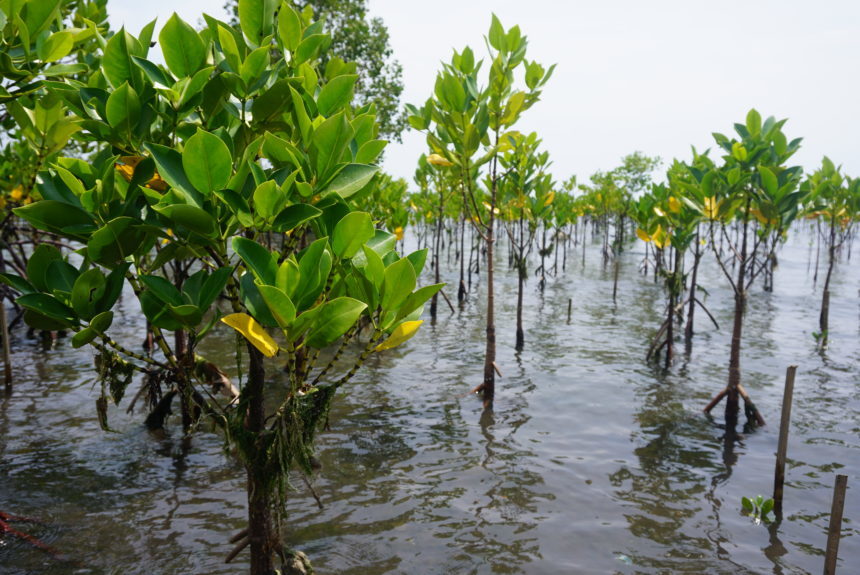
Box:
(0, 511), (60, 557)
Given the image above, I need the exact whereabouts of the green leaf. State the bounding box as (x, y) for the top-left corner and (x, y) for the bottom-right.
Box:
(105, 82), (140, 139)
(746, 109), (762, 137)
(357, 244), (384, 289)
(140, 275), (184, 306)
(71, 268), (106, 320)
(272, 203), (322, 233)
(277, 1), (302, 51)
(257, 284), (296, 328)
(143, 142), (200, 204)
(406, 248), (429, 276)
(18, 293), (77, 328)
(182, 129), (232, 195)
(239, 271), (278, 327)
(304, 297), (367, 348)
(294, 237), (331, 310)
(365, 229), (397, 258)
(356, 140), (387, 165)
(0, 272), (36, 295)
(38, 30), (74, 62)
(238, 0), (277, 47)
(45, 260), (77, 294)
(759, 166), (778, 196)
(318, 163), (378, 199)
(155, 204), (217, 237)
(26, 244), (62, 292)
(198, 267), (232, 309)
(72, 310), (114, 348)
(760, 498), (774, 517)
(159, 13), (206, 78)
(233, 237), (277, 285)
(380, 257), (416, 312)
(14, 200), (94, 240)
(87, 217), (148, 266)
(139, 290), (183, 331)
(99, 263), (129, 314)
(24, 0), (61, 36)
(488, 14), (505, 51)
(102, 29), (140, 89)
(253, 180), (288, 222)
(310, 112), (354, 183)
(217, 24), (242, 73)
(168, 304), (203, 327)
(295, 34), (330, 66)
(741, 497), (753, 512)
(317, 74), (357, 117)
(332, 211), (374, 259)
(395, 283), (444, 323)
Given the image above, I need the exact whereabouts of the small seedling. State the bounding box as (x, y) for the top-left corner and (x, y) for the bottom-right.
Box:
(742, 495), (775, 525)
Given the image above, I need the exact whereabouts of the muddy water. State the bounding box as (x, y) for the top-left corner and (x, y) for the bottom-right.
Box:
(1, 228), (857, 574)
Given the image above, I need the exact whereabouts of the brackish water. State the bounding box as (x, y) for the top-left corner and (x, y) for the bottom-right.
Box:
(1, 228), (857, 574)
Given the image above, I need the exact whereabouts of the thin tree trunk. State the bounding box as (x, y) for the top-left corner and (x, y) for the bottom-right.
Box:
(726, 202), (751, 428)
(430, 191), (444, 318)
(458, 215), (467, 302)
(480, 155), (498, 407)
(819, 214), (837, 346)
(246, 344), (276, 575)
(685, 233), (701, 343)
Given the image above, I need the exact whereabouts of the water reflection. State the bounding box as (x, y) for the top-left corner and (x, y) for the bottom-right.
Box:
(1, 230), (858, 574)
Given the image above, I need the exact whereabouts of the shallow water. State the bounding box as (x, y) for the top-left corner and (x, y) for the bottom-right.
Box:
(1, 226), (858, 574)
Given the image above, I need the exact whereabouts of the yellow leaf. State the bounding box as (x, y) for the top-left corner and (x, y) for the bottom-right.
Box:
(668, 196), (681, 214)
(427, 153), (453, 167)
(116, 156), (169, 192)
(375, 320), (423, 352)
(750, 208), (765, 225)
(9, 185), (23, 201)
(115, 156), (143, 182)
(221, 313), (279, 357)
(704, 196), (720, 219)
(636, 228), (651, 242)
(394, 226), (404, 241)
(652, 225), (671, 249)
(653, 206), (666, 218)
(482, 201), (500, 215)
(544, 191), (555, 207)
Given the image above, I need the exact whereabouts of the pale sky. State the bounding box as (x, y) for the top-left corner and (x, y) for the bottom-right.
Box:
(109, 0), (860, 186)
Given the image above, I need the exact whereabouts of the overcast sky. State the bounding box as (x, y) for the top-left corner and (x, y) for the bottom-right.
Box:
(110, 0), (860, 186)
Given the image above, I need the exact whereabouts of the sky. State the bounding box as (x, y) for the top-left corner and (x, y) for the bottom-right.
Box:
(109, 0), (860, 186)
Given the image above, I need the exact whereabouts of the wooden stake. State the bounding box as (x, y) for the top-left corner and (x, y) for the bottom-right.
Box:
(824, 474), (848, 575)
(567, 298), (572, 323)
(773, 365), (797, 517)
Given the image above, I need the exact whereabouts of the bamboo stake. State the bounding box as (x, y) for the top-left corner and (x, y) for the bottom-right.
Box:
(823, 474), (848, 575)
(773, 365), (797, 517)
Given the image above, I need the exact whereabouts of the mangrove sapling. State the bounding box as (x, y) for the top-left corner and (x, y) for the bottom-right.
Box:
(634, 172), (700, 366)
(499, 132), (553, 349)
(693, 110), (803, 430)
(7, 6), (444, 572)
(406, 15), (553, 405)
(802, 159), (858, 349)
(422, 153), (457, 319)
